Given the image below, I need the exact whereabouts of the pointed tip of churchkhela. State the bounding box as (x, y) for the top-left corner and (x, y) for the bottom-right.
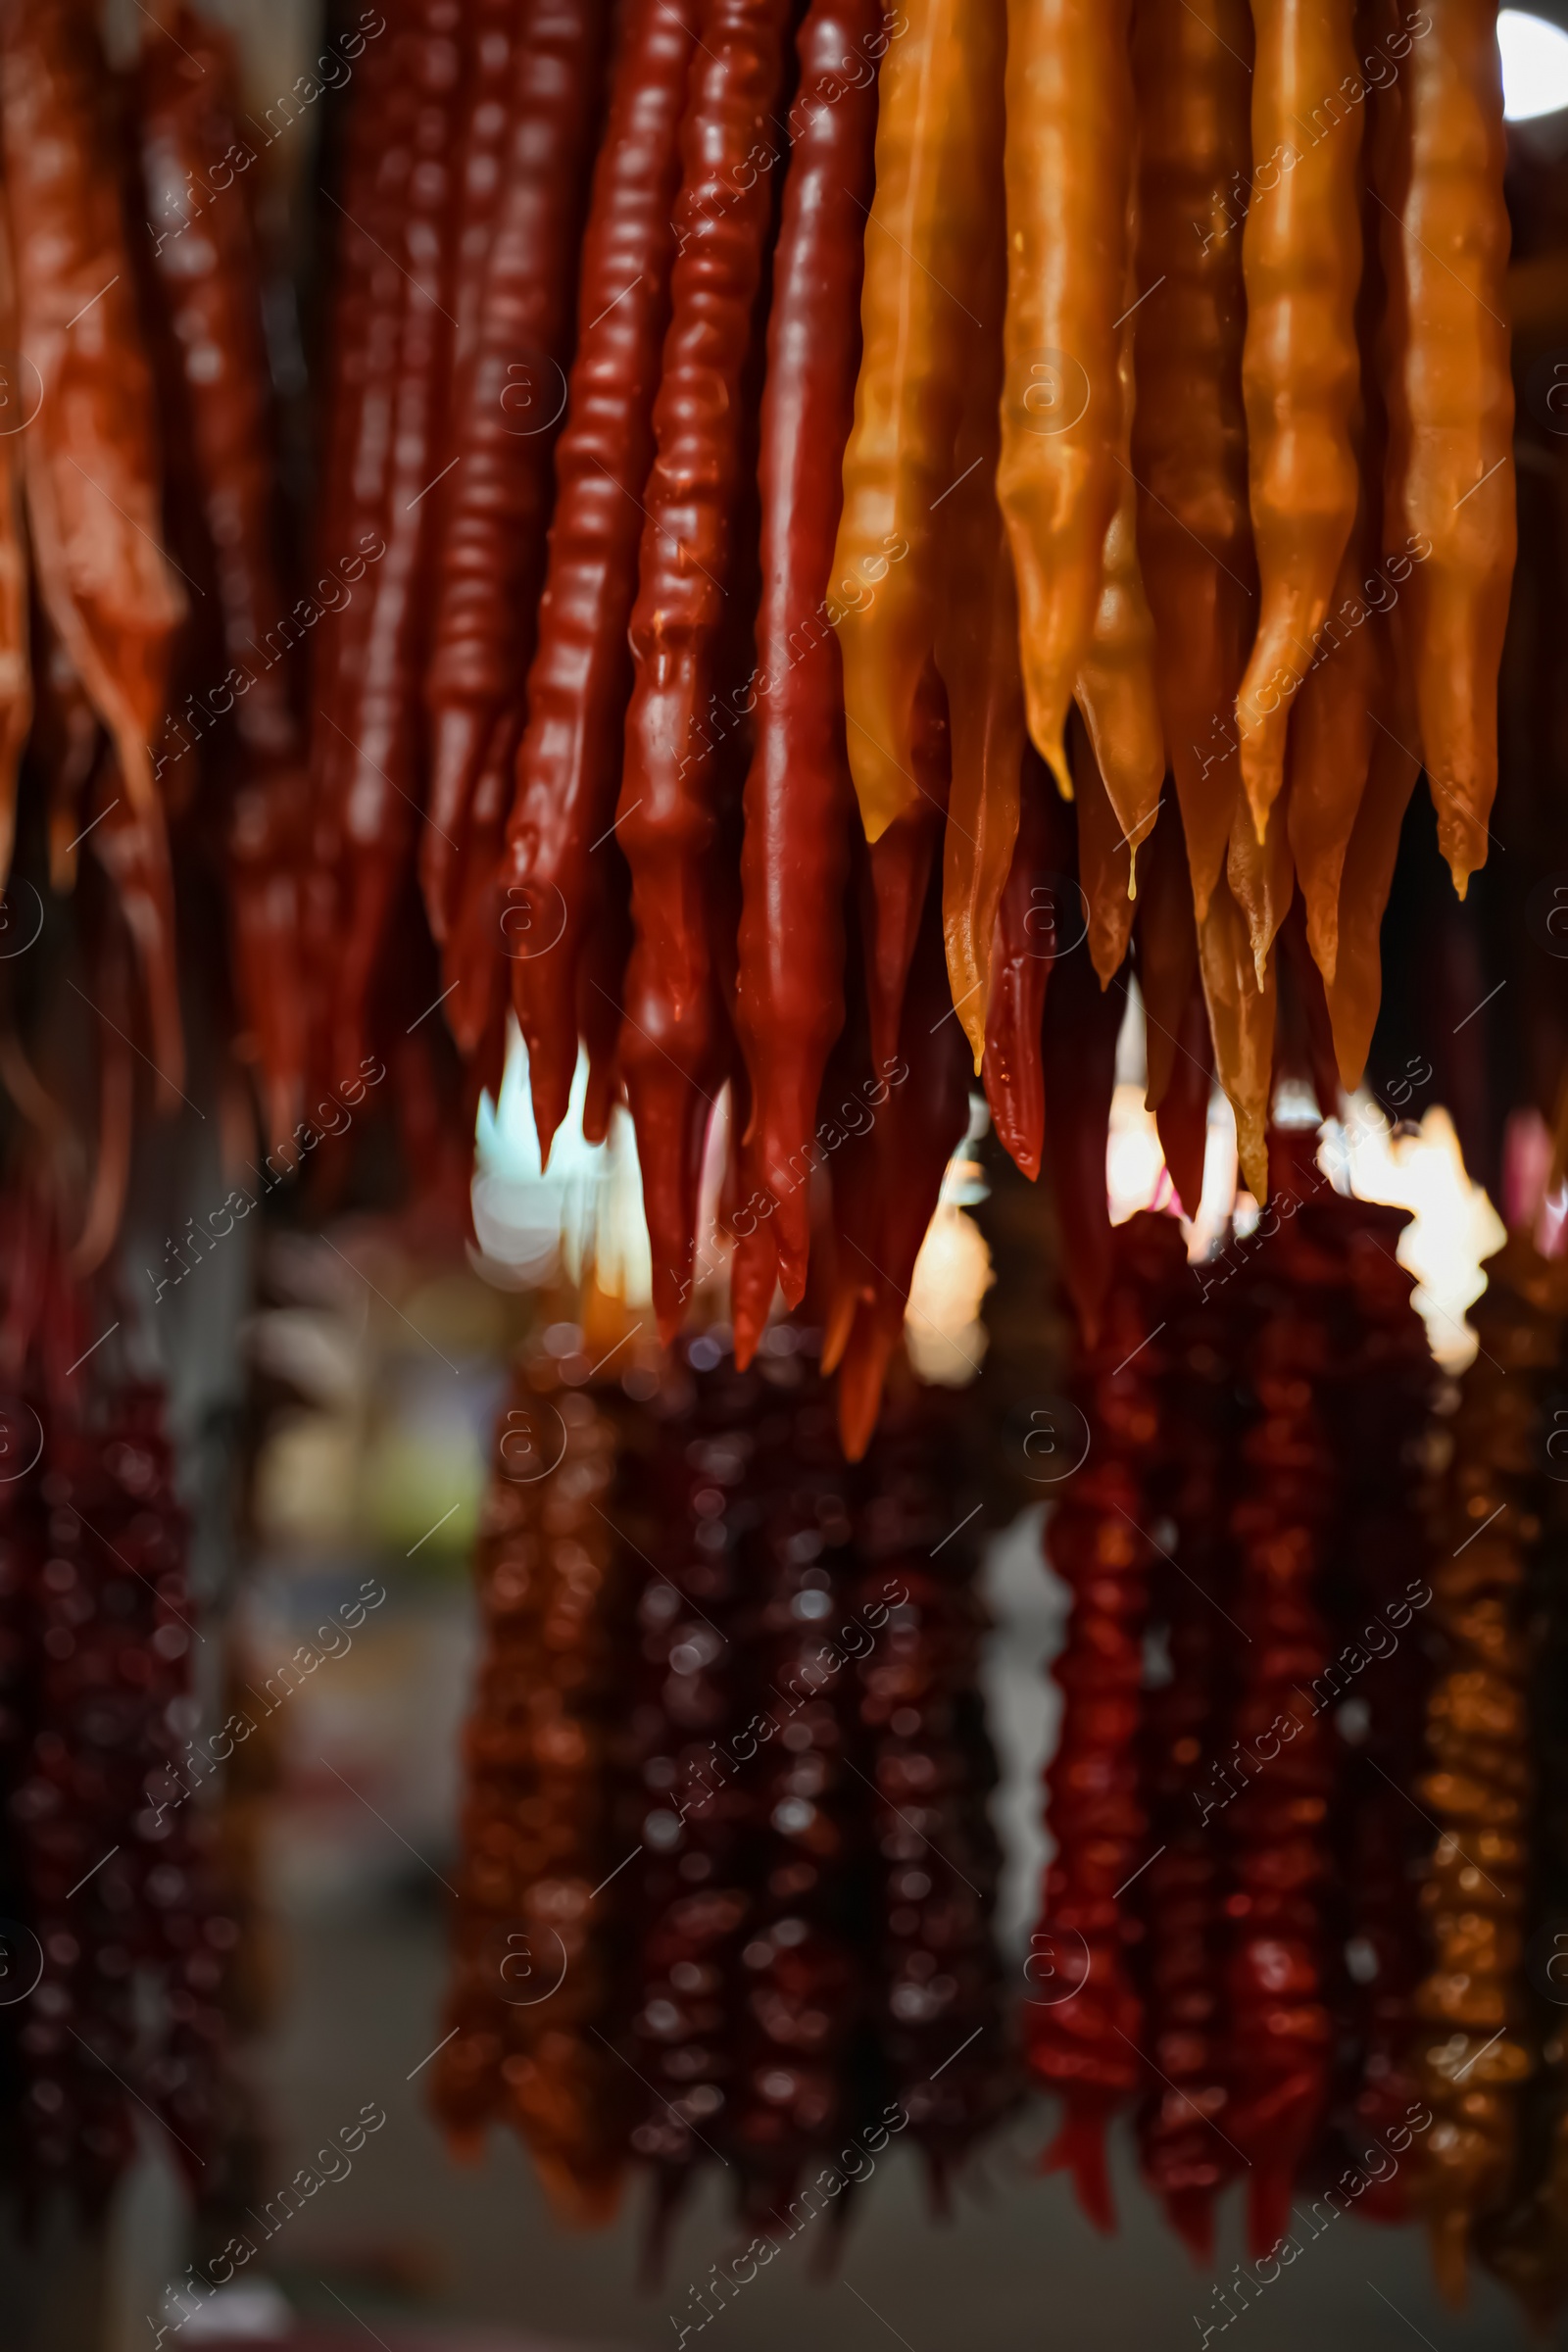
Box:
(922, 2153), (955, 2222)
(528, 1053), (573, 1174)
(819, 1271), (859, 1376)
(1246, 2166), (1295, 2268)
(863, 806), (941, 1077)
(1238, 731), (1283, 853)
(835, 1299), (898, 1461)
(1236, 1119), (1269, 1208)
(512, 938), (577, 1167)
(1154, 1096), (1205, 1223)
(774, 1234), (809, 1312)
(624, 1063), (713, 1346)
(1152, 976), (1212, 1217)
(1040, 2108), (1115, 2233)
(637, 2166), (693, 2291)
(808, 2178), (858, 2279)
(654, 1292), (688, 1350)
(1434, 790), (1489, 907)
(580, 1060), (615, 1150)
(729, 1220), (777, 1370)
(1163, 2187), (1215, 2268)
(531, 2150), (624, 2233)
(1303, 898), (1339, 992)
(985, 1088), (1041, 1182)
(760, 1157), (811, 1309)
(421, 704), (489, 942)
(1034, 722), (1073, 804)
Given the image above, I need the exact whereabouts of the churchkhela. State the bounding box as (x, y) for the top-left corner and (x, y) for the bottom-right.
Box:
(432, 1321), (1013, 2258)
(0, 0), (1433, 1443)
(0, 0), (1516, 1454)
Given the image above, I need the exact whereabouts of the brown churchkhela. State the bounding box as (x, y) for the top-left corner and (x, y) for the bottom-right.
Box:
(434, 1328), (1012, 2252)
(135, 3), (311, 1152)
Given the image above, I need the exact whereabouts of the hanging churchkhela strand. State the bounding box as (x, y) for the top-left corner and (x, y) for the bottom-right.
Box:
(1413, 1240), (1551, 2305)
(506, 0), (702, 1162)
(1220, 1148), (1340, 2261)
(431, 1349), (631, 2223)
(1479, 1298), (1568, 2328)
(0, 1192), (231, 2218)
(1025, 1213), (1181, 2229)
(614, 0), (797, 1345)
(423, 0), (610, 1065)
(1318, 1202), (1434, 2216)
(134, 4), (312, 1155)
(727, 1337), (866, 2230)
(731, 0), (884, 1340)
(1133, 1266), (1244, 2260)
(853, 1383), (1014, 2205)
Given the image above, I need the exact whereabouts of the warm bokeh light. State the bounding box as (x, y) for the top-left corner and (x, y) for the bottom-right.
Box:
(1319, 1097), (1506, 1370)
(1499, 9), (1568, 122)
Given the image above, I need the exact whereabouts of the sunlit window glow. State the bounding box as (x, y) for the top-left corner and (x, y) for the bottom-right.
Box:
(472, 1016), (652, 1304)
(906, 1203), (993, 1385)
(1106, 1081), (1170, 1226)
(1319, 1097), (1505, 1370)
(1499, 10), (1568, 122)
(473, 1018), (1504, 1380)
(1102, 987), (1504, 1370)
(905, 1095), (996, 1384)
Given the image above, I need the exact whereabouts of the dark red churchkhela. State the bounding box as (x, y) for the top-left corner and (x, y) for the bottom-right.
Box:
(619, 1338), (760, 2266)
(728, 1338), (864, 2227)
(1026, 1213), (1180, 2230)
(981, 745), (1074, 1183)
(1134, 1275), (1241, 2259)
(421, 0), (608, 1054)
(1223, 1141), (1338, 2260)
(0, 1194), (230, 2218)
(731, 0), (886, 1338)
(853, 1385), (1013, 2204)
(507, 0), (702, 1163)
(306, 0), (415, 1092)
(332, 0), (465, 1083)
(615, 0), (799, 1345)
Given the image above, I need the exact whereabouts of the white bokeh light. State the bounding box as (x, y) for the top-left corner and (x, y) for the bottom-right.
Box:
(1499, 10), (1568, 122)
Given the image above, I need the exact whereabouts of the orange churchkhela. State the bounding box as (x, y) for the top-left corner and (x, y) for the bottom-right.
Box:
(282, 6), (1518, 1502)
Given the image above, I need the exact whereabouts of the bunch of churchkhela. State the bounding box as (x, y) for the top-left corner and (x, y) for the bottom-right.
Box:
(433, 1320), (1012, 2260)
(292, 0), (1508, 1444)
